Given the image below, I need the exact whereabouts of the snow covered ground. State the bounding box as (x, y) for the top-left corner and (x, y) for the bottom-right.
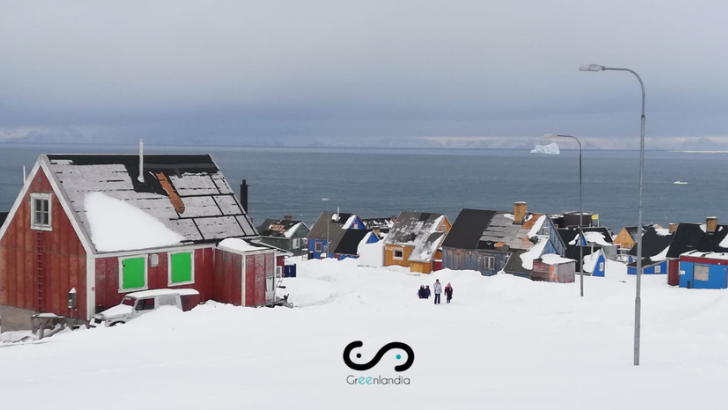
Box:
(2, 258), (728, 409)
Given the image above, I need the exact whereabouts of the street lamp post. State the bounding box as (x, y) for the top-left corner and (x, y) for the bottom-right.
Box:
(545, 134), (583, 297)
(580, 63), (646, 366)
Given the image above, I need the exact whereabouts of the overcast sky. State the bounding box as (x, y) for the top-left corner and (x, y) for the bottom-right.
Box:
(1, 1), (727, 145)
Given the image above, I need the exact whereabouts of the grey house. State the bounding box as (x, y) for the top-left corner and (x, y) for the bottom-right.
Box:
(442, 202), (567, 277)
(258, 216), (310, 256)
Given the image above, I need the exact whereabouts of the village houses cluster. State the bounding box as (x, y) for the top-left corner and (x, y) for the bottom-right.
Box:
(1, 152), (728, 332)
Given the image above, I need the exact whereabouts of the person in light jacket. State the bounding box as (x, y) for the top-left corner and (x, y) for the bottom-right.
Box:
(433, 279), (442, 304)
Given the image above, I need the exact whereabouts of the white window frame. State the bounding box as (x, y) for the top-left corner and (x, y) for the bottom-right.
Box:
(315, 242), (322, 253)
(484, 256), (495, 270)
(393, 248), (404, 260)
(118, 254), (149, 293)
(654, 264), (661, 274)
(599, 262), (605, 272)
(292, 238), (300, 249)
(30, 192), (53, 231)
(167, 251), (196, 287)
(695, 264), (710, 282)
(276, 265), (282, 278)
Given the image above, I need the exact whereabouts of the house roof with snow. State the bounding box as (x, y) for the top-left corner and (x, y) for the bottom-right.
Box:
(666, 222), (728, 259)
(257, 218), (308, 238)
(443, 208), (551, 252)
(628, 226), (673, 258)
(384, 212), (446, 245)
(307, 211), (362, 241)
(558, 227), (614, 247)
(42, 154), (257, 253)
(362, 217), (395, 232)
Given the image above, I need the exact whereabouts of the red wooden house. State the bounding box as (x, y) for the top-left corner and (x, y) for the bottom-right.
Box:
(0, 153), (283, 331)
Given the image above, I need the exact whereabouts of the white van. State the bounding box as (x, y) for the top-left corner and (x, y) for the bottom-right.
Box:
(90, 288), (201, 327)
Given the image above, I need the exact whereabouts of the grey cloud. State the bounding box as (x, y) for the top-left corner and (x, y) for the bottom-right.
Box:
(1, 0), (727, 144)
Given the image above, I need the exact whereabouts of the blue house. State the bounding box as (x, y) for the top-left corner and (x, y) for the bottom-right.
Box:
(679, 251), (728, 289)
(442, 203), (568, 278)
(628, 258), (668, 275)
(306, 211), (368, 259)
(583, 249), (606, 277)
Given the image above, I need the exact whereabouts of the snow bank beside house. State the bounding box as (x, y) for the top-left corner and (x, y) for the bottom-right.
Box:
(84, 192), (185, 252)
(540, 254), (574, 265)
(357, 232), (383, 268)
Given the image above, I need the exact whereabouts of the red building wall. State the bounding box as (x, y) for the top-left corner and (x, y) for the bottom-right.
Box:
(214, 249), (274, 307)
(213, 248), (242, 306)
(0, 166), (87, 318)
(94, 248), (214, 311)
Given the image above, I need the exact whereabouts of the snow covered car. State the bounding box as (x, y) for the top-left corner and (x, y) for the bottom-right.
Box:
(90, 288), (201, 327)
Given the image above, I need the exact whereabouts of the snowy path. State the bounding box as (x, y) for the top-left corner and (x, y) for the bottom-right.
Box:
(1, 259), (727, 409)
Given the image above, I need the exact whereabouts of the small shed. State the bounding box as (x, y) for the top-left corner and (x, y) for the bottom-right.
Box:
(678, 251), (728, 289)
(215, 238), (278, 306)
(533, 254), (576, 283)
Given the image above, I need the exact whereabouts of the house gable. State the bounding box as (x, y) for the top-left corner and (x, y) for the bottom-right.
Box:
(0, 162), (89, 319)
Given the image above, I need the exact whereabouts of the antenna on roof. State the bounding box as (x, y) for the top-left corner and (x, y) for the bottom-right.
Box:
(138, 139), (145, 183)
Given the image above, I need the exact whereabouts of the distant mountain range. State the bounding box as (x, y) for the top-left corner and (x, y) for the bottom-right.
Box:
(2, 131), (728, 151)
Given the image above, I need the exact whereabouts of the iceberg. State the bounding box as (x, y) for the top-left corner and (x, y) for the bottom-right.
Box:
(530, 142), (560, 155)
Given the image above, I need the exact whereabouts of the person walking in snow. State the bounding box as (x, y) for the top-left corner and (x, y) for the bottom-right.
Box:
(418, 285), (426, 299)
(425, 285), (431, 299)
(433, 279), (442, 304)
(444, 283), (453, 304)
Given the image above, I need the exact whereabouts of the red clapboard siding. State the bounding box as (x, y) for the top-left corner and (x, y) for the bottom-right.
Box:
(0, 165), (87, 318)
(95, 248), (215, 311)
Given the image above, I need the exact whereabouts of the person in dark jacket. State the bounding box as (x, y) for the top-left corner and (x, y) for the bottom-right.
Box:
(425, 285), (431, 299)
(444, 283), (453, 303)
(418, 285), (426, 299)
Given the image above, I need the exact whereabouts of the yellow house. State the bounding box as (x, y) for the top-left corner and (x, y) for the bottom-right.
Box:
(383, 212), (451, 274)
(614, 225), (660, 249)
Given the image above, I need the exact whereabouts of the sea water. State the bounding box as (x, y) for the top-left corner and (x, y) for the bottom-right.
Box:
(1, 143), (725, 233)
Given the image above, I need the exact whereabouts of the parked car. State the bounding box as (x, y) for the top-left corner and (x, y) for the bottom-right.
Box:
(90, 288), (201, 327)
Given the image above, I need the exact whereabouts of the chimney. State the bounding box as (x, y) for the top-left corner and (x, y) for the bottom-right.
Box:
(707, 217), (718, 233)
(668, 223), (678, 233)
(240, 179), (249, 213)
(284, 215), (293, 220)
(138, 139), (145, 183)
(513, 201), (528, 224)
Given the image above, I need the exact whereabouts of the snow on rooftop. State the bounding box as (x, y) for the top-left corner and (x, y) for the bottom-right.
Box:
(655, 228), (670, 236)
(284, 222), (302, 238)
(519, 236), (548, 270)
(683, 250), (728, 260)
(719, 233), (728, 248)
(342, 215), (357, 229)
(84, 192), (185, 252)
(540, 254), (574, 266)
(569, 231), (611, 247)
(527, 215), (546, 238)
(218, 238), (267, 253)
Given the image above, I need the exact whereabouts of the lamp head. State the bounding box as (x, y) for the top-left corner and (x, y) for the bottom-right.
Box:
(579, 64), (604, 72)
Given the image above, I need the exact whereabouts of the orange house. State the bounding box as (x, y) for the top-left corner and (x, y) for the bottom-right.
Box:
(614, 225), (658, 250)
(383, 212), (451, 274)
